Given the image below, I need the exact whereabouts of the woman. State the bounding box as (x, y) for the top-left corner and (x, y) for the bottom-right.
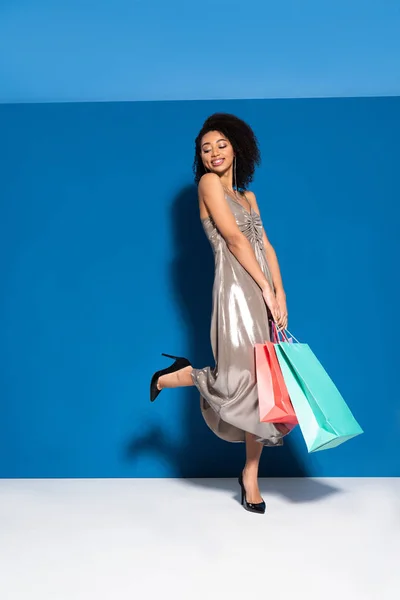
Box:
(150, 113), (289, 514)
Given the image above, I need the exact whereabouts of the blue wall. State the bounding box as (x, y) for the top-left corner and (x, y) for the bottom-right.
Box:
(1, 0), (400, 103)
(1, 96), (399, 478)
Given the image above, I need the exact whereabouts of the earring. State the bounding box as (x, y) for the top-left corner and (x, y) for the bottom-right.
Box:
(234, 156), (238, 192)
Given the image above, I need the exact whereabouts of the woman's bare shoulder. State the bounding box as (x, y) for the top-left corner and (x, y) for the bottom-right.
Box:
(197, 174), (223, 220)
(243, 189), (256, 201)
(198, 172), (221, 191)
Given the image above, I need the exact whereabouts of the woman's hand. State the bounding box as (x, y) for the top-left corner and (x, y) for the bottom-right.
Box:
(262, 285), (281, 325)
(275, 289), (288, 331)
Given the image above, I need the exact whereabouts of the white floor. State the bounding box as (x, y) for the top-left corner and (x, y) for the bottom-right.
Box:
(0, 478), (398, 600)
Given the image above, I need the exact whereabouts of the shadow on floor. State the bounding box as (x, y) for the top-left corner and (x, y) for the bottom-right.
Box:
(183, 475), (343, 504)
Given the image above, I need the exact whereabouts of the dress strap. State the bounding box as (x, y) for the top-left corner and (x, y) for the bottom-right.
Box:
(241, 191), (252, 212)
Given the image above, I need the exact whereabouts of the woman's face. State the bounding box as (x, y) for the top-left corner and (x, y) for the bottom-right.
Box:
(200, 130), (235, 175)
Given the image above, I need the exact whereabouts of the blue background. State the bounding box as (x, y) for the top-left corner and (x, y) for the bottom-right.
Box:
(1, 97), (399, 478)
(0, 0), (399, 103)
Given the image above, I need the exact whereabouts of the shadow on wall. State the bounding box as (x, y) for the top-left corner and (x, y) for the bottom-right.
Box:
(127, 184), (308, 479)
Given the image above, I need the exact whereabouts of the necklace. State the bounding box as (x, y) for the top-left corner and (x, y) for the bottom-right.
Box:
(222, 184), (252, 213)
(222, 183), (240, 201)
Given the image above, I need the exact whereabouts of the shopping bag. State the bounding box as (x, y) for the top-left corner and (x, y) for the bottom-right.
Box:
(275, 329), (363, 452)
(255, 339), (298, 426)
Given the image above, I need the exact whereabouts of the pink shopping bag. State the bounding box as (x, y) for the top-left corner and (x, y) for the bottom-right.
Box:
(255, 325), (298, 427)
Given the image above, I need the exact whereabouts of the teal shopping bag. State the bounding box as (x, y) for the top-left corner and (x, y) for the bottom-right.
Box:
(274, 331), (363, 452)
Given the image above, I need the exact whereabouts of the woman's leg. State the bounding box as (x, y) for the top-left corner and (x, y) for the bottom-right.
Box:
(159, 370), (267, 504)
(242, 432), (264, 504)
(157, 366), (194, 390)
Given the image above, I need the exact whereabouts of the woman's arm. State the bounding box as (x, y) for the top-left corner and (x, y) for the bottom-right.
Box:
(198, 174), (281, 322)
(199, 174), (270, 291)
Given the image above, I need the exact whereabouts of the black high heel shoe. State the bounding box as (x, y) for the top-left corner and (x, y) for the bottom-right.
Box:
(150, 353), (191, 402)
(238, 472), (266, 514)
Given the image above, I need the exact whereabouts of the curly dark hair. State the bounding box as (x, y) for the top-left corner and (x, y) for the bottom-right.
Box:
(193, 113), (261, 191)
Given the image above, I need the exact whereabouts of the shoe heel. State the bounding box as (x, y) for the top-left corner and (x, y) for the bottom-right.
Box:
(161, 353), (180, 359)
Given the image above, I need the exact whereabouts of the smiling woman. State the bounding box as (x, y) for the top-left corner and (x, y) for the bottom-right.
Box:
(150, 113), (289, 514)
(201, 134), (232, 169)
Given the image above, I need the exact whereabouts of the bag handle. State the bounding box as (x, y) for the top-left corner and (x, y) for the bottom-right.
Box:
(271, 321), (301, 344)
(284, 328), (300, 343)
(271, 321), (290, 343)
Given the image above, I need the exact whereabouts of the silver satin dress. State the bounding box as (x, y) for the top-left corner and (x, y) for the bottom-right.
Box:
(191, 192), (284, 447)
